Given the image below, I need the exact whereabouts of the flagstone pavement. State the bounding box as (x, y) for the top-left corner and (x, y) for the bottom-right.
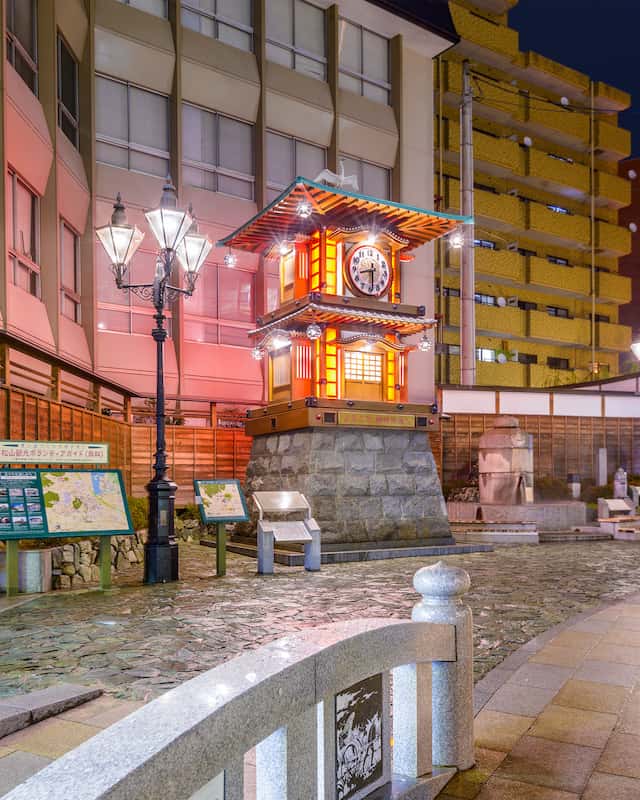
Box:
(2, 542), (640, 796)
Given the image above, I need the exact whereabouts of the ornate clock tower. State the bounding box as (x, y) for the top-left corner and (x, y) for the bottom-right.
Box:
(219, 177), (469, 549)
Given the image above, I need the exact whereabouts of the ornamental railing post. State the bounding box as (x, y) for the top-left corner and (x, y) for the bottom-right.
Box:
(412, 560), (475, 771)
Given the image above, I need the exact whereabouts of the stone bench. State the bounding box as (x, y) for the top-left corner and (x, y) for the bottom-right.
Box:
(253, 491), (321, 574)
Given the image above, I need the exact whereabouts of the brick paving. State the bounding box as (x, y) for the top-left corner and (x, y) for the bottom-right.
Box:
(1, 542), (640, 702)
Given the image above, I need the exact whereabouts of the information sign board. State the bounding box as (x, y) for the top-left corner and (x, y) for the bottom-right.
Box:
(0, 441), (109, 465)
(194, 479), (249, 524)
(0, 469), (133, 540)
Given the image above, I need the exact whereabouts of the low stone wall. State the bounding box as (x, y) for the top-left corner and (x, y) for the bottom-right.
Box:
(52, 534), (145, 590)
(447, 501), (587, 531)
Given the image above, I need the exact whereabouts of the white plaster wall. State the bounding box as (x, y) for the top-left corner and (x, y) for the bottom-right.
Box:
(499, 391), (550, 416)
(553, 394), (602, 417)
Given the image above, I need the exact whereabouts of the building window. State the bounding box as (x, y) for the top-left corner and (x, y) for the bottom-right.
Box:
(182, 104), (254, 200)
(547, 356), (570, 370)
(518, 247), (536, 258)
(517, 352), (538, 365)
(548, 255), (569, 266)
(445, 344), (461, 355)
(115, 0), (167, 16)
(58, 37), (79, 148)
(7, 0), (37, 94)
(476, 348), (496, 362)
(266, 0), (326, 80)
(8, 172), (39, 297)
(443, 287), (460, 297)
(97, 248), (174, 336)
(546, 305), (569, 318)
(339, 155), (390, 199)
(591, 313), (610, 323)
(474, 293), (496, 306)
(518, 300), (537, 311)
(266, 131), (326, 200)
(182, 0), (252, 51)
(96, 77), (170, 178)
(474, 239), (496, 250)
(338, 19), (390, 104)
(547, 204), (570, 215)
(61, 223), (81, 322)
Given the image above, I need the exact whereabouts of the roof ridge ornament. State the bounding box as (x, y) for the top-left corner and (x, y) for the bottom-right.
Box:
(313, 160), (359, 192)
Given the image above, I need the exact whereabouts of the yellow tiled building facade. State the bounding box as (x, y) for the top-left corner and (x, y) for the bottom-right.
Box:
(435, 0), (633, 388)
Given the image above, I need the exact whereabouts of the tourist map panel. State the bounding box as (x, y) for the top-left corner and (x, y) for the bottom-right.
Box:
(0, 469), (133, 540)
(194, 479), (249, 523)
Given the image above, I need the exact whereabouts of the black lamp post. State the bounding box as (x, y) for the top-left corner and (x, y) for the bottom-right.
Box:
(96, 178), (212, 583)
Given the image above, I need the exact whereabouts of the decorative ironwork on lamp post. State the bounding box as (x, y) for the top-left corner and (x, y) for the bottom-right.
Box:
(96, 178), (212, 583)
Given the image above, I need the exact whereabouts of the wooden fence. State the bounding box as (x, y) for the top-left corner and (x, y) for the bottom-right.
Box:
(436, 413), (640, 487)
(0, 386), (253, 505)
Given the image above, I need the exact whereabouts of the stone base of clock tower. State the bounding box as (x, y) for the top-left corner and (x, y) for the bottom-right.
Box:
(242, 426), (454, 546)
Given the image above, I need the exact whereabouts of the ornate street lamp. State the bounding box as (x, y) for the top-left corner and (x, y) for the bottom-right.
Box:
(96, 179), (211, 584)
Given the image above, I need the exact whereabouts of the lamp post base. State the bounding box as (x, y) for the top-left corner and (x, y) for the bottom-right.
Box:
(144, 475), (179, 584)
(144, 540), (179, 584)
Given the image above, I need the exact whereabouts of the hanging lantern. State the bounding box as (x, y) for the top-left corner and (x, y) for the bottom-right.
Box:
(224, 250), (238, 267)
(251, 347), (264, 361)
(306, 322), (322, 340)
(418, 333), (433, 352)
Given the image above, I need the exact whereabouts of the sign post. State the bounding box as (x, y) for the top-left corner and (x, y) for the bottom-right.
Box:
(194, 479), (249, 577)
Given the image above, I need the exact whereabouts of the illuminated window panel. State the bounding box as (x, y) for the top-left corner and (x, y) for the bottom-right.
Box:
(295, 343), (312, 379)
(310, 233), (321, 292)
(325, 238), (338, 295)
(272, 351), (291, 387)
(314, 339), (321, 395)
(363, 353), (383, 383)
(326, 329), (338, 397)
(386, 350), (394, 400)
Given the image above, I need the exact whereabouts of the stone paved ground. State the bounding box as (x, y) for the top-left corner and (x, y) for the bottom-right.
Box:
(2, 542), (640, 702)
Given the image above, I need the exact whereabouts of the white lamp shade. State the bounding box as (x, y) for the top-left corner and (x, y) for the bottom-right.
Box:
(175, 232), (213, 276)
(145, 207), (193, 252)
(95, 223), (144, 266)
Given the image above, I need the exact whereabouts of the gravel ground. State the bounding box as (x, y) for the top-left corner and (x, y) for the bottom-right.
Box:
(1, 541), (640, 701)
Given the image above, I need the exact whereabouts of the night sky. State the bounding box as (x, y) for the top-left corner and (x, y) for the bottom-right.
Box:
(510, 0), (640, 156)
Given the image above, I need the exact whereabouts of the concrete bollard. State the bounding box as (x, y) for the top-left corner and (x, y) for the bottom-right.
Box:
(412, 560), (475, 771)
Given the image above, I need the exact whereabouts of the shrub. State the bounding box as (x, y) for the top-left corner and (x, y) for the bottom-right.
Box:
(176, 504), (200, 522)
(581, 483), (613, 505)
(534, 476), (571, 502)
(127, 496), (149, 532)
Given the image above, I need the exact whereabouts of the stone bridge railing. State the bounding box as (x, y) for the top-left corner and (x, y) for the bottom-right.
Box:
(5, 562), (474, 800)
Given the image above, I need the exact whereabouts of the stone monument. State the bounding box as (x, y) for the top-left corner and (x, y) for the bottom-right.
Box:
(614, 467), (628, 500)
(478, 416), (534, 505)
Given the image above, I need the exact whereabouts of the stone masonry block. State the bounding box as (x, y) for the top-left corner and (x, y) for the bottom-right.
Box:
(383, 431), (410, 451)
(375, 453), (404, 473)
(276, 435), (292, 453)
(402, 451), (431, 473)
(369, 475), (387, 496)
(337, 475), (369, 497)
(314, 451), (345, 473)
(335, 432), (364, 452)
(382, 497), (403, 518)
(363, 432), (385, 451)
(387, 475), (416, 496)
(344, 452), (375, 473)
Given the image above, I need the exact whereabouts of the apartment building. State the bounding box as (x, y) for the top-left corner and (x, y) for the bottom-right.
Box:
(2, 0), (457, 421)
(435, 0), (634, 388)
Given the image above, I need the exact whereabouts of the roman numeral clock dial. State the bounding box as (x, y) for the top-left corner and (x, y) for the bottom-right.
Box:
(345, 245), (392, 297)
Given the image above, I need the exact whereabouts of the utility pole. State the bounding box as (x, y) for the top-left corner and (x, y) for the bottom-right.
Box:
(460, 60), (476, 386)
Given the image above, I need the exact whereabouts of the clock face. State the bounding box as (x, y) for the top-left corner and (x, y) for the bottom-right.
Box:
(346, 246), (392, 297)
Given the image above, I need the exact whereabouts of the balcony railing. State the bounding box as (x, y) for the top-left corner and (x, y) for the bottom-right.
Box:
(596, 271), (632, 305)
(449, 3), (520, 59)
(527, 310), (591, 344)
